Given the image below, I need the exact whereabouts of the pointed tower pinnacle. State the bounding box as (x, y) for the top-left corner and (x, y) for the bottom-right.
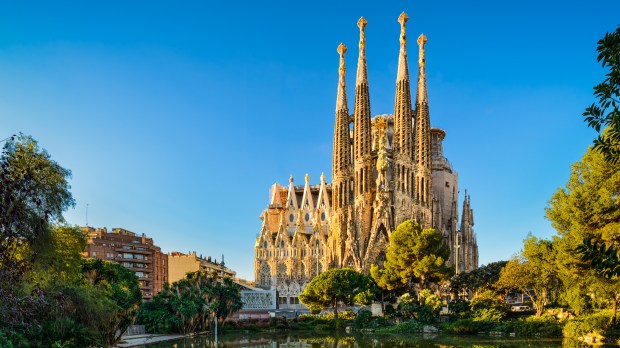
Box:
(397, 12), (409, 81)
(414, 33), (432, 207)
(354, 16), (372, 193)
(393, 11), (414, 205)
(356, 17), (368, 85)
(332, 43), (352, 210)
(416, 34), (428, 106)
(336, 43), (348, 111)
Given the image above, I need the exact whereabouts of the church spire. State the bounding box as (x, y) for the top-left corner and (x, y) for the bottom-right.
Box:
(332, 43), (352, 210)
(415, 34), (431, 171)
(393, 12), (413, 159)
(354, 17), (372, 192)
(414, 33), (432, 207)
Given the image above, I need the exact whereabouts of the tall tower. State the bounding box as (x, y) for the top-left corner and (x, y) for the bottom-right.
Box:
(414, 33), (432, 226)
(331, 43), (353, 267)
(393, 12), (415, 226)
(353, 17), (373, 260)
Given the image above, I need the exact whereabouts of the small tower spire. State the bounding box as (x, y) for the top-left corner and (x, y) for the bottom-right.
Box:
(356, 17), (368, 85)
(354, 16), (372, 193)
(416, 34), (428, 107)
(393, 11), (415, 223)
(393, 11), (413, 159)
(332, 43), (352, 211)
(414, 33), (432, 208)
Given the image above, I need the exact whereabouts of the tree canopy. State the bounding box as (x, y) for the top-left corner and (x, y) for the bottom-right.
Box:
(451, 261), (508, 297)
(496, 235), (559, 317)
(299, 268), (371, 319)
(583, 25), (620, 164)
(371, 220), (450, 292)
(545, 147), (620, 322)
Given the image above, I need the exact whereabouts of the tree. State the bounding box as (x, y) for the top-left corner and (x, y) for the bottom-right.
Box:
(140, 271), (242, 335)
(0, 135), (74, 334)
(372, 220), (450, 292)
(298, 268), (370, 320)
(583, 25), (620, 164)
(82, 258), (142, 346)
(451, 261), (508, 298)
(496, 235), (559, 317)
(577, 238), (620, 278)
(546, 147), (620, 322)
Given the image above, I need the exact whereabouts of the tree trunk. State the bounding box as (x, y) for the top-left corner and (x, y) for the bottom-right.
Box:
(610, 296), (617, 326)
(334, 299), (338, 320)
(381, 293), (385, 314)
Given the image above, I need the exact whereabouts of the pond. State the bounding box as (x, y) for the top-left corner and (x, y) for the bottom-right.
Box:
(138, 332), (612, 348)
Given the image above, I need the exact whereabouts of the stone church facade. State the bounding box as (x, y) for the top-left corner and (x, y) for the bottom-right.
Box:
(254, 13), (478, 308)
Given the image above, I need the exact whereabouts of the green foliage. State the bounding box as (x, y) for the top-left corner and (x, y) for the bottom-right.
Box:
(577, 238), (620, 278)
(375, 221), (450, 291)
(396, 290), (442, 324)
(496, 235), (559, 316)
(442, 319), (479, 334)
(0, 330), (13, 348)
(376, 320), (423, 333)
(448, 299), (469, 316)
(0, 135), (74, 334)
(546, 147), (620, 322)
(298, 268), (370, 320)
(469, 291), (508, 322)
(563, 311), (614, 338)
(139, 271), (242, 335)
(583, 25), (620, 164)
(81, 258), (142, 345)
(451, 261), (507, 296)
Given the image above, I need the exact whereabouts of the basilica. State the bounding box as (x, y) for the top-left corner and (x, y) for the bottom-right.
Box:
(254, 12), (478, 308)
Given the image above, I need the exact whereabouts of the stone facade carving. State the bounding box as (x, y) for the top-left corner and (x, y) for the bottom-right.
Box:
(254, 13), (478, 309)
(240, 290), (276, 310)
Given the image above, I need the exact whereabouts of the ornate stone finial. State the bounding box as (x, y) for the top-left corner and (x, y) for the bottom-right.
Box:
(320, 172), (326, 183)
(418, 34), (427, 69)
(305, 173), (310, 183)
(358, 17), (367, 48)
(337, 43), (347, 76)
(398, 12), (408, 45)
(289, 174), (294, 183)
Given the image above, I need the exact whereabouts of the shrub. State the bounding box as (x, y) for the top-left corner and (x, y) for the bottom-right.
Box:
(563, 312), (613, 338)
(512, 317), (562, 337)
(377, 320), (424, 333)
(444, 319), (479, 334)
(352, 310), (388, 330)
(0, 330), (13, 348)
(448, 299), (469, 316)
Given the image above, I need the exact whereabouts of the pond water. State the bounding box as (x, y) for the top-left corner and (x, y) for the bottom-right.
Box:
(140, 332), (612, 348)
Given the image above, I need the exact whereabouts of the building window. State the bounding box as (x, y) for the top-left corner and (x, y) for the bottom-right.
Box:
(290, 296), (299, 304)
(305, 213), (310, 222)
(289, 214), (294, 222)
(279, 297), (287, 305)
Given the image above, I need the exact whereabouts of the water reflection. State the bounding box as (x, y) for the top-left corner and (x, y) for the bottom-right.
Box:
(139, 332), (604, 348)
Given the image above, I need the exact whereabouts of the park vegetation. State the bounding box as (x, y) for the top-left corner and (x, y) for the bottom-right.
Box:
(0, 135), (143, 347)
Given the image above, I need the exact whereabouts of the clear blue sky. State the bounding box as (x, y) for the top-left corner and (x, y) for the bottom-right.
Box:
(1, 1), (618, 280)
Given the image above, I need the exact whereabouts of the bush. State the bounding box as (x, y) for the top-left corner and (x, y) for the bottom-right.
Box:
(376, 320), (423, 333)
(512, 317), (562, 337)
(563, 312), (613, 338)
(444, 319), (479, 334)
(472, 308), (506, 322)
(0, 330), (13, 348)
(352, 310), (388, 330)
(448, 299), (469, 316)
